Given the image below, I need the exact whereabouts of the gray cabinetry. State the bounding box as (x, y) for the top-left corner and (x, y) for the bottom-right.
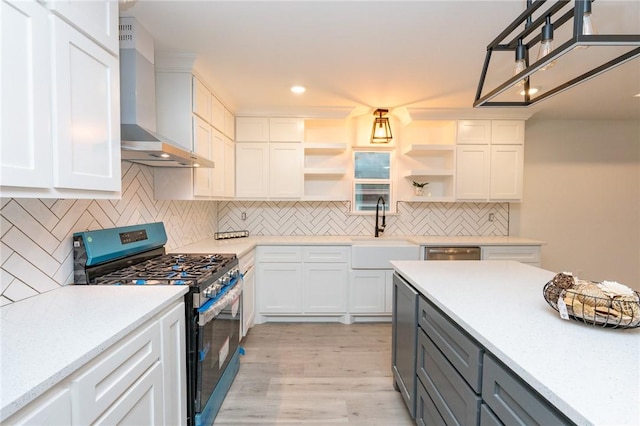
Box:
(417, 379), (445, 426)
(392, 273), (419, 419)
(482, 355), (569, 425)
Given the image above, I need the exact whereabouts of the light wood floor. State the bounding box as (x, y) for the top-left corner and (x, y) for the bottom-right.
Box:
(214, 322), (414, 425)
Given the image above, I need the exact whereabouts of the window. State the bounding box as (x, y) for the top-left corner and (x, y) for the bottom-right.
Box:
(352, 151), (393, 213)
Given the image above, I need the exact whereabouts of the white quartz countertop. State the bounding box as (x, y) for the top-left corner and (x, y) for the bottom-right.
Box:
(390, 260), (640, 426)
(175, 235), (545, 257)
(0, 285), (188, 421)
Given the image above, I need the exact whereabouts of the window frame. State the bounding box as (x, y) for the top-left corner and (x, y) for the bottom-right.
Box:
(351, 150), (396, 214)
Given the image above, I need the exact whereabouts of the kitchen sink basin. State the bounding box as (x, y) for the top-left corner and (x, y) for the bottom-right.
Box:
(351, 237), (420, 268)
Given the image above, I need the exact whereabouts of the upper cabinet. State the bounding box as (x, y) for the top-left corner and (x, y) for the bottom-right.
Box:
(455, 120), (524, 202)
(1, 0), (121, 199)
(235, 117), (303, 199)
(154, 63), (235, 200)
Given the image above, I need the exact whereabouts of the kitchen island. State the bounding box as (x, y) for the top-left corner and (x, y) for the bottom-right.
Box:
(391, 260), (639, 426)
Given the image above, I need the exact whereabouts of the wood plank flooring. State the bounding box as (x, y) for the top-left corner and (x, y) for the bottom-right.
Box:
(214, 323), (414, 425)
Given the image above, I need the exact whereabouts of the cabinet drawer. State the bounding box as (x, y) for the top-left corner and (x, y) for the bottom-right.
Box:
(257, 246), (303, 262)
(71, 321), (161, 425)
(302, 246), (348, 262)
(481, 246), (540, 263)
(416, 379), (445, 426)
(417, 329), (481, 426)
(479, 403), (502, 426)
(418, 297), (483, 392)
(482, 355), (567, 425)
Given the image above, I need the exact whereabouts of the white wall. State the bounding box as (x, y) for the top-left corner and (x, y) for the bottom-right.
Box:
(511, 119), (640, 290)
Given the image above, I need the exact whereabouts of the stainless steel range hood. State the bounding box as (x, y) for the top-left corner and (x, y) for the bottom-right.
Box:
(119, 18), (214, 168)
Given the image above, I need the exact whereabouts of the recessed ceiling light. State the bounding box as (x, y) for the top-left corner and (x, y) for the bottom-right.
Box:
(634, 93), (640, 98)
(290, 85), (306, 94)
(520, 87), (539, 96)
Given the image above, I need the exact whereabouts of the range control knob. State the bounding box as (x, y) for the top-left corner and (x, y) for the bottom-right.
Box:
(221, 275), (231, 286)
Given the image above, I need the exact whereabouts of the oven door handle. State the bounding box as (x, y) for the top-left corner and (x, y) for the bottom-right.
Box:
(198, 279), (243, 326)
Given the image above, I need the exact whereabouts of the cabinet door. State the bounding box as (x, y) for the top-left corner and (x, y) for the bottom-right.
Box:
(236, 117), (269, 142)
(456, 120), (490, 144)
(224, 137), (235, 197)
(45, 0), (118, 54)
(269, 142), (302, 198)
(160, 302), (187, 426)
(193, 116), (213, 197)
(491, 120), (524, 145)
(211, 96), (225, 132)
(192, 76), (212, 123)
(235, 143), (269, 198)
(303, 263), (347, 313)
(456, 145), (490, 200)
(1, 0), (52, 188)
(349, 270), (386, 313)
(241, 263), (255, 337)
(211, 128), (225, 197)
(269, 117), (304, 141)
(257, 263), (303, 313)
(51, 17), (120, 192)
(224, 109), (235, 139)
(94, 362), (164, 426)
(489, 145), (523, 200)
(4, 387), (71, 425)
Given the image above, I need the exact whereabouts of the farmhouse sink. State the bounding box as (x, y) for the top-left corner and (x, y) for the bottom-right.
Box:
(351, 237), (420, 269)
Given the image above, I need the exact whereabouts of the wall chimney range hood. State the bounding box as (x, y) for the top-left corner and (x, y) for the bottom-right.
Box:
(119, 18), (214, 168)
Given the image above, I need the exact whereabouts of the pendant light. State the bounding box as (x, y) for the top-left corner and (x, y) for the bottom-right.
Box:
(370, 109), (392, 144)
(537, 15), (555, 70)
(513, 38), (527, 87)
(582, 0), (596, 36)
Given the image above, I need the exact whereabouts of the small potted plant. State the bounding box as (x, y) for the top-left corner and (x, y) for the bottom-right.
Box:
(412, 181), (429, 196)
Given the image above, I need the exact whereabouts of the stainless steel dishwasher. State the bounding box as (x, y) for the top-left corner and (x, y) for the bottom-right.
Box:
(425, 246), (481, 260)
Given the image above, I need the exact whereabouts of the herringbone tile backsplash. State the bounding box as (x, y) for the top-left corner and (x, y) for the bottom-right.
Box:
(1, 162), (217, 306)
(217, 201), (508, 237)
(1, 162), (507, 306)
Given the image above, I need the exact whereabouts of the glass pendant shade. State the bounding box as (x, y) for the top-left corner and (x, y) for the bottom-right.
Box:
(370, 109), (392, 143)
(537, 16), (556, 70)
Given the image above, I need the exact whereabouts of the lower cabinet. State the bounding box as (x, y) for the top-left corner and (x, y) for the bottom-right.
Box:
(4, 300), (186, 425)
(481, 245), (541, 268)
(349, 269), (393, 314)
(257, 246), (348, 316)
(395, 273), (569, 425)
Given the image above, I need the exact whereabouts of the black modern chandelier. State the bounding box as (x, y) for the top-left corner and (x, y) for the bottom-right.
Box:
(474, 0), (640, 108)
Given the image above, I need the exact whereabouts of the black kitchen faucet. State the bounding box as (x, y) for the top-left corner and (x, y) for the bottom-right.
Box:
(375, 196), (386, 237)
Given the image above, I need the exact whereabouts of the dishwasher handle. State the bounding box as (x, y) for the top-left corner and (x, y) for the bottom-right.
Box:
(425, 246), (481, 260)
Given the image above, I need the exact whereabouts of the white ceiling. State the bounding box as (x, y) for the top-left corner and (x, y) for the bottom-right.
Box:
(121, 0), (640, 121)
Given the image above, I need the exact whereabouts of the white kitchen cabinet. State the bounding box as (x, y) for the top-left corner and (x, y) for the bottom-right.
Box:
(270, 117), (304, 142)
(1, 1), (121, 198)
(303, 263), (348, 313)
(239, 250), (256, 337)
(491, 120), (525, 145)
(457, 120), (491, 144)
(159, 302), (187, 426)
(211, 95), (225, 133)
(235, 142), (269, 198)
(1, 0), (52, 189)
(193, 76), (212, 123)
(482, 245), (541, 267)
(44, 0), (118, 55)
(490, 145), (523, 200)
(5, 300), (186, 426)
(236, 117), (269, 142)
(258, 262), (304, 314)
(456, 145), (490, 200)
(235, 142), (302, 199)
(224, 109), (235, 140)
(193, 116), (214, 197)
(349, 269), (394, 314)
(269, 143), (303, 198)
(51, 16), (120, 192)
(3, 387), (71, 425)
(210, 127), (225, 197)
(224, 137), (235, 197)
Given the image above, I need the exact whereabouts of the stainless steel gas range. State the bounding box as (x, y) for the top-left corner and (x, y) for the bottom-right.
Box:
(73, 222), (241, 426)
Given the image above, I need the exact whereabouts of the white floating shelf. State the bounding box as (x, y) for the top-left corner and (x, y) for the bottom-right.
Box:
(301, 195), (350, 201)
(304, 168), (347, 176)
(303, 143), (348, 154)
(404, 169), (455, 177)
(404, 144), (455, 155)
(401, 196), (455, 202)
